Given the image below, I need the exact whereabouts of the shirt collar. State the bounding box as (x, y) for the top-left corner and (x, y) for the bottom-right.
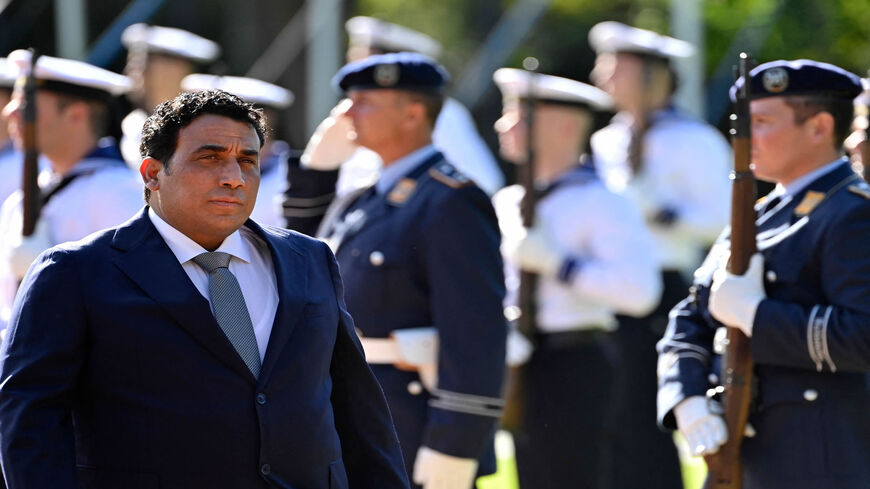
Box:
(148, 207), (253, 265)
(376, 144), (437, 195)
(775, 157), (847, 198)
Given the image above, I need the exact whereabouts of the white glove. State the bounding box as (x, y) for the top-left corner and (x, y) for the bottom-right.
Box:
(508, 227), (563, 277)
(674, 396), (728, 456)
(412, 447), (478, 489)
(709, 253), (765, 337)
(300, 98), (358, 170)
(9, 218), (52, 279)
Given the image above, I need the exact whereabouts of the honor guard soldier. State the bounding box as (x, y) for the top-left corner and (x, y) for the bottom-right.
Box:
(308, 52), (507, 489)
(181, 74), (295, 227)
(492, 68), (661, 489)
(658, 60), (870, 489)
(120, 24), (221, 166)
(587, 21), (732, 488)
(283, 18), (502, 233)
(0, 50), (143, 330)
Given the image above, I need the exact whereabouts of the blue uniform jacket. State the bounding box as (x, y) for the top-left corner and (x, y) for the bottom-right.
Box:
(0, 209), (409, 489)
(320, 152), (507, 476)
(657, 160), (870, 488)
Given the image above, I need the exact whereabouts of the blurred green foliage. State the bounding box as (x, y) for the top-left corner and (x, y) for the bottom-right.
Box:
(352, 0), (870, 83)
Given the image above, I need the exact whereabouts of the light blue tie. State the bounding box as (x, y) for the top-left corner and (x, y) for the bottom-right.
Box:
(193, 252), (261, 378)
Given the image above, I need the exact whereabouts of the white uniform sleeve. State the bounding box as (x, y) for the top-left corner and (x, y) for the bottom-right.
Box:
(433, 99), (504, 196)
(567, 187), (662, 316)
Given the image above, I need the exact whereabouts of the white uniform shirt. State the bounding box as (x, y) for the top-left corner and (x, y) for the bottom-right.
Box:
(591, 109), (731, 276)
(0, 155), (143, 329)
(148, 209), (279, 361)
(494, 172), (662, 332)
(336, 97), (504, 196)
(0, 144), (22, 209)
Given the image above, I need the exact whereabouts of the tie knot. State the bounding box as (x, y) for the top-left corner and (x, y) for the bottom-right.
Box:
(193, 251), (233, 273)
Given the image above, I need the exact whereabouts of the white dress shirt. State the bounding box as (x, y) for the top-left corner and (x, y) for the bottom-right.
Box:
(494, 176), (662, 332)
(148, 208), (279, 362)
(592, 108), (732, 276)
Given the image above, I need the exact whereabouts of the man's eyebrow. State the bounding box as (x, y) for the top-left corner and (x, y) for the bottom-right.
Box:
(193, 144), (228, 153)
(240, 148), (259, 157)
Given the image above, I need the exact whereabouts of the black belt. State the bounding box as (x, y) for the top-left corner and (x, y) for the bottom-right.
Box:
(534, 329), (607, 350)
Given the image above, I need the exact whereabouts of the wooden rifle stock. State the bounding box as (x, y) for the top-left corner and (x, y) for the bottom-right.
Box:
(702, 52), (756, 489)
(517, 58), (539, 339)
(502, 58), (539, 431)
(21, 49), (41, 237)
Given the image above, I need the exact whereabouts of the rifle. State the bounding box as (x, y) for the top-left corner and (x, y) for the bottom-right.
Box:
(703, 52), (756, 489)
(21, 49), (41, 237)
(501, 57), (539, 431)
(517, 56), (539, 339)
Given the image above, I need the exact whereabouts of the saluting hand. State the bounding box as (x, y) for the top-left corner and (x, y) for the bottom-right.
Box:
(301, 98), (358, 171)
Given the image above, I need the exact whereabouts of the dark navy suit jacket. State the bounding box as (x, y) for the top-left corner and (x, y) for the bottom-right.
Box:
(0, 208), (409, 489)
(657, 161), (870, 489)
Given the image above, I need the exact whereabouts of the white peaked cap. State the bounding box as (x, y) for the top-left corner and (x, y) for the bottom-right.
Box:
(122, 23), (221, 64)
(181, 74), (294, 109)
(493, 68), (613, 111)
(8, 49), (130, 96)
(345, 16), (442, 59)
(588, 21), (695, 59)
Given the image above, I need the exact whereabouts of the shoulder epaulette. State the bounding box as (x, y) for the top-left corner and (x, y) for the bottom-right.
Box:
(428, 162), (473, 189)
(848, 181), (870, 199)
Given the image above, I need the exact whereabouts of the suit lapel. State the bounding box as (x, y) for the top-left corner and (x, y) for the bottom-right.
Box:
(111, 209), (257, 384)
(248, 221), (309, 385)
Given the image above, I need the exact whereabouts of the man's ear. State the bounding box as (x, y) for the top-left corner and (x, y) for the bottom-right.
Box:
(806, 112), (835, 144)
(140, 156), (163, 192)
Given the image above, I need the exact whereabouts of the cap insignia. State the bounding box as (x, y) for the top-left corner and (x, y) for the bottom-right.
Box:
(374, 63), (400, 87)
(762, 67), (789, 93)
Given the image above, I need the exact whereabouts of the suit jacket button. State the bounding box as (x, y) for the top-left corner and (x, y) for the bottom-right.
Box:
(256, 393), (267, 405)
(260, 464), (271, 475)
(370, 251), (385, 266)
(803, 389), (818, 402)
(407, 381), (423, 395)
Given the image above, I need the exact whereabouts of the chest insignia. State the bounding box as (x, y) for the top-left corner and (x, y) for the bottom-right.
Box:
(794, 191), (825, 217)
(387, 178), (417, 205)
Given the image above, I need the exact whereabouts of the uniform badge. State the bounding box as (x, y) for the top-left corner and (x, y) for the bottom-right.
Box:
(374, 64), (400, 87)
(762, 67), (789, 93)
(387, 178), (417, 205)
(794, 190), (825, 216)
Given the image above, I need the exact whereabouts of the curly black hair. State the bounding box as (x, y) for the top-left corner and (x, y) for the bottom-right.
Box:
(140, 89), (268, 202)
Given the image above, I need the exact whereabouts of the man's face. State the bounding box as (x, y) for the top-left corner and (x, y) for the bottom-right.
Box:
(143, 114), (260, 250)
(750, 97), (816, 184)
(494, 101), (526, 163)
(591, 52), (644, 110)
(344, 89), (408, 153)
(3, 88), (69, 154)
(494, 101), (580, 164)
(126, 52), (193, 111)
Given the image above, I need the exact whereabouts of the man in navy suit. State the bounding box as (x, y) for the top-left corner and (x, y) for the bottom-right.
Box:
(0, 89), (409, 489)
